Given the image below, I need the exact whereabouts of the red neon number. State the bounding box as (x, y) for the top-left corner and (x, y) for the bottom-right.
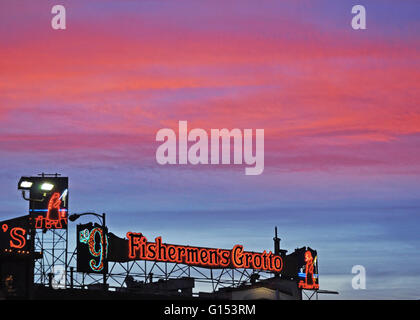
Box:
(298, 250), (319, 290)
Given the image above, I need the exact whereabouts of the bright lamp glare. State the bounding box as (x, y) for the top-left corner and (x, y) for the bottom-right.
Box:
(20, 181), (33, 188)
(40, 182), (54, 191)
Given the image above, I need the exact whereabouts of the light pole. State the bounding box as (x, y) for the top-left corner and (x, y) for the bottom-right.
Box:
(69, 212), (107, 291)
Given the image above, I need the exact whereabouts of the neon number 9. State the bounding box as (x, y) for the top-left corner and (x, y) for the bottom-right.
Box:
(88, 227), (107, 272)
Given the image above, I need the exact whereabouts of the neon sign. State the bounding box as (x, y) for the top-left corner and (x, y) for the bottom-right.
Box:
(77, 223), (108, 274)
(126, 232), (283, 273)
(26, 176), (68, 230)
(298, 250), (319, 290)
(2, 224), (26, 249)
(88, 227), (108, 272)
(79, 228), (89, 244)
(34, 192), (68, 229)
(9, 227), (27, 249)
(0, 216), (29, 255)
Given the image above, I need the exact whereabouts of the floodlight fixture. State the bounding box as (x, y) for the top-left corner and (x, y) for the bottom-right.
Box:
(40, 182), (54, 191)
(19, 181), (33, 189)
(18, 177), (34, 190)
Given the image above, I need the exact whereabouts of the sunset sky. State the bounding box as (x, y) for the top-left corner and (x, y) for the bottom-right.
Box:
(0, 0), (419, 299)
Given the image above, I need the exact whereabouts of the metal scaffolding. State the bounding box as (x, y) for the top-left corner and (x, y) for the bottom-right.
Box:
(34, 228), (68, 288)
(66, 248), (272, 293)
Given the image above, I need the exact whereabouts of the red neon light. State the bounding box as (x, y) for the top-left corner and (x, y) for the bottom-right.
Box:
(34, 192), (67, 229)
(2, 224), (8, 232)
(298, 250), (319, 290)
(9, 227), (27, 249)
(45, 192), (65, 228)
(126, 232), (283, 273)
(35, 215), (43, 229)
(88, 227), (107, 272)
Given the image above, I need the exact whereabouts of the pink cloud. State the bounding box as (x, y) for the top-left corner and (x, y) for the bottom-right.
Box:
(0, 0), (419, 175)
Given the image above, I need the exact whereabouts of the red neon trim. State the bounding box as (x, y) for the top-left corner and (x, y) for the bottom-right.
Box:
(34, 193), (68, 229)
(9, 227), (26, 249)
(126, 232), (283, 273)
(88, 227), (107, 272)
(298, 250), (319, 290)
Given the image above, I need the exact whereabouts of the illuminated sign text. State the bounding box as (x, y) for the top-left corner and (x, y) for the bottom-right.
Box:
(127, 232), (283, 273)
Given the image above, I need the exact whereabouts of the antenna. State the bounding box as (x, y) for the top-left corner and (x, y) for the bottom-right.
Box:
(273, 226), (280, 255)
